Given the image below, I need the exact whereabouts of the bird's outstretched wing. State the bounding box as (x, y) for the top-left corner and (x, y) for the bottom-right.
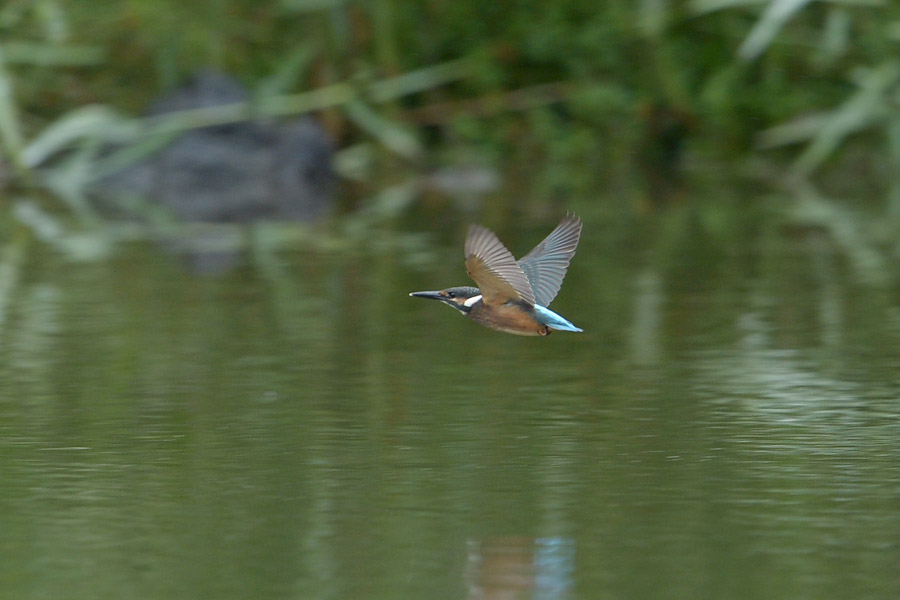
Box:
(465, 225), (536, 307)
(517, 213), (582, 307)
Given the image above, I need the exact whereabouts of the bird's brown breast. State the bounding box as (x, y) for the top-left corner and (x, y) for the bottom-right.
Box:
(467, 301), (548, 336)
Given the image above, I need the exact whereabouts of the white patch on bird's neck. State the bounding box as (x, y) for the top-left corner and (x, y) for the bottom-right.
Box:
(463, 294), (482, 308)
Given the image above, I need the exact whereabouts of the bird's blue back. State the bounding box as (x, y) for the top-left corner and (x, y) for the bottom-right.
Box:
(533, 304), (583, 332)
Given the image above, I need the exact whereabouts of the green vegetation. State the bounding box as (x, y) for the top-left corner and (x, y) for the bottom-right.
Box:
(2, 0), (900, 274)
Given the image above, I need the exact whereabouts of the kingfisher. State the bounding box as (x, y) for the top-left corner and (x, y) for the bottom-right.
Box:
(410, 214), (583, 336)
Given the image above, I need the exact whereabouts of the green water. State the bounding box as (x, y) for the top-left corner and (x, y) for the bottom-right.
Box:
(1, 208), (899, 599)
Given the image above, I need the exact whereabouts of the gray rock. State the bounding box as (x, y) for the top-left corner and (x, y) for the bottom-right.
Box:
(94, 70), (335, 223)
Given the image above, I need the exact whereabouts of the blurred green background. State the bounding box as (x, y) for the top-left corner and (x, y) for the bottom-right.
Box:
(4, 0), (900, 239)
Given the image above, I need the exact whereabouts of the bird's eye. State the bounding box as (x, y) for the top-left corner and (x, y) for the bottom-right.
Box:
(446, 291), (455, 298)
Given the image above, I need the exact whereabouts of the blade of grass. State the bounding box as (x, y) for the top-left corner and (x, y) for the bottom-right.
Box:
(256, 44), (316, 98)
(13, 200), (110, 261)
(3, 42), (104, 66)
(0, 48), (26, 174)
(368, 58), (471, 102)
(23, 104), (136, 168)
(90, 129), (178, 180)
(42, 139), (103, 221)
(690, 0), (766, 13)
(279, 0), (346, 12)
(738, 0), (814, 62)
(757, 111), (830, 148)
(36, 0), (68, 42)
(692, 0), (881, 14)
(343, 99), (421, 160)
(793, 61), (899, 174)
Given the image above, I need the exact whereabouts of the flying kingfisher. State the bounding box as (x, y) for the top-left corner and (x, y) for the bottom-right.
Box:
(410, 214), (583, 336)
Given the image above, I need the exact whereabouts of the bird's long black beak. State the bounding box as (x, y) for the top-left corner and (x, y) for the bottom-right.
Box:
(409, 290), (444, 301)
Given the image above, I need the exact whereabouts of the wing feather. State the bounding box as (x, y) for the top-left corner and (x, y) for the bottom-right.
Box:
(464, 225), (535, 306)
(517, 214), (582, 307)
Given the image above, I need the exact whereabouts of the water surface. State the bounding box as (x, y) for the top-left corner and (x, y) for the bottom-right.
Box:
(1, 209), (898, 599)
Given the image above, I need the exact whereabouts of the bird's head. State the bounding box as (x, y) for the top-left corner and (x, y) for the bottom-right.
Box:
(409, 286), (482, 313)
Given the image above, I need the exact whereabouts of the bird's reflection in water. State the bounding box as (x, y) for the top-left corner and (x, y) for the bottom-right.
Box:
(465, 537), (574, 600)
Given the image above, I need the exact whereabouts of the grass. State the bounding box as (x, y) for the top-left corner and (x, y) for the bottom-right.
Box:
(1, 0), (900, 281)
